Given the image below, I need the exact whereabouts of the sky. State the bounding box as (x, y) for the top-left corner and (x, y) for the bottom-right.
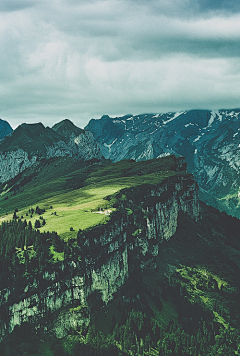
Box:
(1, 0), (240, 129)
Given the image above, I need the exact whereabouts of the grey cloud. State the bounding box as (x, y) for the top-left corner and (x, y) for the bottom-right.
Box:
(195, 0), (240, 13)
(31, 2), (240, 61)
(0, 0), (34, 12)
(0, 0), (240, 128)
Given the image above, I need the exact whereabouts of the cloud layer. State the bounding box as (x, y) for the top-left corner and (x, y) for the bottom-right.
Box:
(0, 0), (240, 128)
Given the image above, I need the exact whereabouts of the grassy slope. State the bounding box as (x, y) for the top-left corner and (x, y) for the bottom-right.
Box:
(0, 156), (182, 239)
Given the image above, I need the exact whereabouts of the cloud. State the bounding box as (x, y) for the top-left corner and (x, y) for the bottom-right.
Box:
(0, 0), (34, 12)
(0, 0), (240, 129)
(195, 0), (240, 14)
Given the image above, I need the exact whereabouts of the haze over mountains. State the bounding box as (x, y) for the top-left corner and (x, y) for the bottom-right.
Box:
(86, 109), (240, 218)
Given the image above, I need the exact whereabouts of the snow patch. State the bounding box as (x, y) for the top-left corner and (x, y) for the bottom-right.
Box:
(208, 111), (217, 127)
(162, 112), (184, 125)
(216, 111), (222, 122)
(150, 129), (158, 135)
(157, 152), (171, 159)
(103, 138), (117, 149)
(193, 135), (201, 142)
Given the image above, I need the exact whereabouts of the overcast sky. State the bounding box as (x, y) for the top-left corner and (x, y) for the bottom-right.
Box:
(1, 0), (240, 128)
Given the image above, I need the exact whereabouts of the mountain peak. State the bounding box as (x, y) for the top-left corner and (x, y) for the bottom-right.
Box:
(0, 118), (13, 140)
(0, 122), (61, 155)
(0, 119), (102, 183)
(52, 119), (84, 139)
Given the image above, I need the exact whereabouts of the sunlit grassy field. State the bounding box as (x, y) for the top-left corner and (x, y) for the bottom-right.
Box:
(0, 156), (182, 239)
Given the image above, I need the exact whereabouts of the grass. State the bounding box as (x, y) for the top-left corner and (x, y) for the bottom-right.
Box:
(49, 245), (64, 262)
(0, 156), (182, 239)
(0, 184), (121, 239)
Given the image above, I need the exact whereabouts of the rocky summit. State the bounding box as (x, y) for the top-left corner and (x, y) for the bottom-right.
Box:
(0, 119), (102, 183)
(86, 109), (240, 217)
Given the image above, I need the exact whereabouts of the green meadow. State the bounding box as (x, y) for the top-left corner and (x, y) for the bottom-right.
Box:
(0, 156), (181, 239)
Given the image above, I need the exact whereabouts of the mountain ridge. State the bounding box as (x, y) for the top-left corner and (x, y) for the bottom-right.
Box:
(0, 118), (13, 140)
(85, 109), (240, 218)
(52, 118), (85, 139)
(0, 119), (102, 183)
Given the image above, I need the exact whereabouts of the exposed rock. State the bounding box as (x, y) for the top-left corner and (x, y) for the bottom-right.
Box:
(0, 121), (102, 183)
(85, 109), (240, 217)
(0, 172), (199, 340)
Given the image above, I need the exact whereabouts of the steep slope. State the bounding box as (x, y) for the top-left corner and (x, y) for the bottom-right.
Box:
(0, 118), (13, 139)
(0, 156), (198, 339)
(0, 120), (102, 183)
(0, 157), (240, 354)
(86, 109), (240, 217)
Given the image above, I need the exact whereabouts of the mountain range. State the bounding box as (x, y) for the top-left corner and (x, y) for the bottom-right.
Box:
(0, 119), (102, 183)
(86, 109), (240, 217)
(0, 113), (239, 354)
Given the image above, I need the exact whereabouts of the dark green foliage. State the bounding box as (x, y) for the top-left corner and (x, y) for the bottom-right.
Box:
(1, 157), (240, 355)
(34, 219), (41, 229)
(1, 308), (238, 356)
(0, 219), (63, 287)
(35, 206), (45, 215)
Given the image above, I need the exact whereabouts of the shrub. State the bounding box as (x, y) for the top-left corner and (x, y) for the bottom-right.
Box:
(35, 220), (41, 229)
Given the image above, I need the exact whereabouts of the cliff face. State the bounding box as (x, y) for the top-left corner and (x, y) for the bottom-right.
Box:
(0, 173), (199, 340)
(0, 122), (102, 183)
(0, 149), (38, 183)
(46, 131), (101, 161)
(85, 110), (240, 217)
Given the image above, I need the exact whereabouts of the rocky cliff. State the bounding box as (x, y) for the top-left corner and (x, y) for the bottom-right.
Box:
(0, 120), (102, 183)
(0, 172), (199, 340)
(85, 110), (240, 217)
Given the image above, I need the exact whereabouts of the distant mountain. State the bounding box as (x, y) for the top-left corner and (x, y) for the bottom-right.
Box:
(86, 109), (240, 217)
(52, 118), (84, 139)
(0, 119), (102, 183)
(0, 118), (13, 139)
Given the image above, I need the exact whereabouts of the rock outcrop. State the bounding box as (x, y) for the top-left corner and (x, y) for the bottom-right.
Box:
(0, 120), (102, 183)
(85, 110), (240, 217)
(0, 171), (199, 340)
